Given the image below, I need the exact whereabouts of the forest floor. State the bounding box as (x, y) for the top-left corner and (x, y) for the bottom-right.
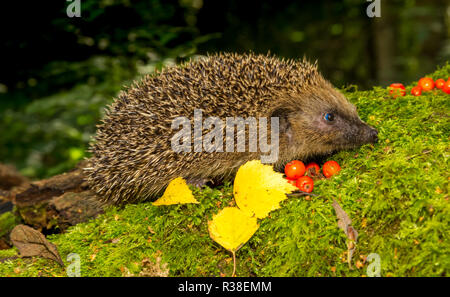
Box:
(0, 64), (448, 277)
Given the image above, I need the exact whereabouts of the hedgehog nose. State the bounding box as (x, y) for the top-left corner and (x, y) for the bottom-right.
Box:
(369, 128), (378, 143)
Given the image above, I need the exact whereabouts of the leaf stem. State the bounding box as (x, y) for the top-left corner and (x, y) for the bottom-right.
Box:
(232, 251), (236, 277)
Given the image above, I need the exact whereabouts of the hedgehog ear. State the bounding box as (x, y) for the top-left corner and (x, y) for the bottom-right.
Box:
(271, 107), (292, 141)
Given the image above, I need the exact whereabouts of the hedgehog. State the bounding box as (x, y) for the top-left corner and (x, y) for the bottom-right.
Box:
(85, 53), (378, 205)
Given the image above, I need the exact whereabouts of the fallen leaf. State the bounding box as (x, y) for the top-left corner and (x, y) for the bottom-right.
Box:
(208, 207), (259, 277)
(355, 260), (364, 269)
(208, 207), (259, 253)
(153, 177), (199, 206)
(103, 238), (120, 244)
(233, 160), (297, 218)
(332, 200), (352, 234)
(361, 218), (367, 228)
(383, 146), (392, 153)
(332, 200), (358, 270)
(10, 224), (64, 266)
(306, 166), (326, 180)
(138, 257), (169, 277)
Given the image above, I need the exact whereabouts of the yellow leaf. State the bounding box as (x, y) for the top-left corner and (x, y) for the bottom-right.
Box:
(233, 160), (297, 218)
(152, 177), (198, 206)
(208, 207), (259, 252)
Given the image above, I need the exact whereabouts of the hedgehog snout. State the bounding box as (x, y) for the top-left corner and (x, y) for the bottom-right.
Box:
(361, 125), (378, 144)
(368, 127), (378, 143)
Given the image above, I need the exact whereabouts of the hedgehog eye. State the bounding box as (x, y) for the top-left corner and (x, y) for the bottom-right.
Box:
(323, 113), (335, 122)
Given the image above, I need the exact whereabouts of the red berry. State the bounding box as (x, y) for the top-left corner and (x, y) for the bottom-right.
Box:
(296, 176), (314, 193)
(389, 83), (405, 89)
(442, 80), (450, 94)
(411, 86), (422, 96)
(323, 161), (341, 178)
(435, 79), (445, 89)
(305, 162), (320, 175)
(284, 160), (306, 179)
(418, 77), (434, 91)
(388, 83), (406, 98)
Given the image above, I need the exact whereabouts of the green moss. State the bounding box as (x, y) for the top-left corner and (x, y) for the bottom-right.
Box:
(0, 211), (20, 238)
(0, 65), (448, 277)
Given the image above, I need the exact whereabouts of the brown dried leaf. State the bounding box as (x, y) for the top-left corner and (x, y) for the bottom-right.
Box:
(332, 200), (352, 235)
(10, 224), (64, 266)
(139, 257), (169, 277)
(306, 167), (326, 180)
(332, 199), (358, 269)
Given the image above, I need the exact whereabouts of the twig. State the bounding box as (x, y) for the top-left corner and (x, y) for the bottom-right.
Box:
(287, 190), (319, 197)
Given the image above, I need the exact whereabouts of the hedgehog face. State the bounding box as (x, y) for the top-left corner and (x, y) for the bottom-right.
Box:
(277, 90), (378, 157)
(312, 108), (378, 148)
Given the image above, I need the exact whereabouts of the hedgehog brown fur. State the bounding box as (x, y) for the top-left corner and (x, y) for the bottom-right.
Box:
(86, 53), (378, 205)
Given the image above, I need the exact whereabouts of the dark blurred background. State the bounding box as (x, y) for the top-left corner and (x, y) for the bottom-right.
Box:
(0, 0), (448, 179)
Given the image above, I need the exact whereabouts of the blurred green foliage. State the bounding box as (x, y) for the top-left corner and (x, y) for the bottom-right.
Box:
(198, 0), (449, 87)
(0, 0), (213, 178)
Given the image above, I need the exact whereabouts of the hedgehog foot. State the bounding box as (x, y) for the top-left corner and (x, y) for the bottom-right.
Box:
(185, 177), (213, 188)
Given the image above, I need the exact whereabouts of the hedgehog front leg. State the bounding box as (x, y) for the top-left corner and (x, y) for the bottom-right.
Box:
(185, 177), (213, 188)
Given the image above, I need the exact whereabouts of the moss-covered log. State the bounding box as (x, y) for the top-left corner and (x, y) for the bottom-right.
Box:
(0, 161), (103, 235)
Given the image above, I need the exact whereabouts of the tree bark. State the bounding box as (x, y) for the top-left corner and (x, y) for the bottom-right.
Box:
(372, 1), (397, 86)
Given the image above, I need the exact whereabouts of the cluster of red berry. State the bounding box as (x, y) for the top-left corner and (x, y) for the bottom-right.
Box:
(389, 77), (450, 98)
(284, 160), (341, 193)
